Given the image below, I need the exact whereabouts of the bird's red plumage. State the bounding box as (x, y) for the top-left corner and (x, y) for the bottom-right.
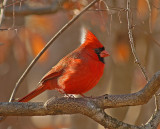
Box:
(18, 30), (109, 102)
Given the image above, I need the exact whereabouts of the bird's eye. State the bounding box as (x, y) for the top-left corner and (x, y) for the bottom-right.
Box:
(94, 47), (105, 63)
(94, 47), (105, 54)
(94, 48), (101, 54)
(100, 47), (105, 51)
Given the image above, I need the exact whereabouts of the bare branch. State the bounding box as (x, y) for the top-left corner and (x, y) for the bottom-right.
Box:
(98, 71), (160, 108)
(11, 0), (15, 28)
(0, 100), (140, 129)
(0, 0), (8, 26)
(126, 0), (149, 81)
(1, 0), (25, 8)
(0, 26), (23, 31)
(4, 0), (66, 16)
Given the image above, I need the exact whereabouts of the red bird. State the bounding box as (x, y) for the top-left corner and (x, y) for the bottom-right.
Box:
(18, 30), (109, 102)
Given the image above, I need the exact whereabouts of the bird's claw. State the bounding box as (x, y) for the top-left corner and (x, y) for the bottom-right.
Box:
(64, 94), (75, 99)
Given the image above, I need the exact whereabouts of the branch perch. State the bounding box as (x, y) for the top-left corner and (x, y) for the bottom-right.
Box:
(0, 71), (160, 128)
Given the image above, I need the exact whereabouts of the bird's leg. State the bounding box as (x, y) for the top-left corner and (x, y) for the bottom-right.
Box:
(57, 88), (75, 99)
(64, 94), (75, 99)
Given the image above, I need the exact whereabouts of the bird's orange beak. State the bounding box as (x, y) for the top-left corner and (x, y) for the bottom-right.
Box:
(100, 50), (110, 57)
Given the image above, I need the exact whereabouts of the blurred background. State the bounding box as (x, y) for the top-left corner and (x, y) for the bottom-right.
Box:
(0, 0), (160, 129)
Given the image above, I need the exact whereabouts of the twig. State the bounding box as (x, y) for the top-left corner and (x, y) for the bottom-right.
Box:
(155, 93), (160, 111)
(4, 0), (66, 16)
(4, 1), (127, 17)
(1, 0), (25, 8)
(11, 0), (15, 28)
(0, 25), (24, 31)
(0, 0), (8, 27)
(126, 0), (149, 81)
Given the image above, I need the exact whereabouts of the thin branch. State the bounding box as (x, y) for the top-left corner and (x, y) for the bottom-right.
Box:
(3, 0), (126, 17)
(0, 0), (8, 27)
(2, 2), (128, 17)
(1, 0), (25, 8)
(0, 25), (23, 31)
(11, 0), (15, 28)
(5, 0), (66, 16)
(126, 0), (149, 81)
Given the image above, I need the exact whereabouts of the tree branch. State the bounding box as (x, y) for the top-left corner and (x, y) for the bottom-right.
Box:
(0, 101), (140, 129)
(0, 0), (8, 26)
(4, 0), (67, 16)
(0, 71), (160, 128)
(98, 71), (160, 108)
(126, 0), (149, 81)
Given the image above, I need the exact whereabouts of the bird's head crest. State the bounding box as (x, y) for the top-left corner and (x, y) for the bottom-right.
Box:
(80, 29), (104, 49)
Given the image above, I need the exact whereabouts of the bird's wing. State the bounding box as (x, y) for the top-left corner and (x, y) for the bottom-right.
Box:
(40, 63), (65, 83)
(40, 50), (80, 83)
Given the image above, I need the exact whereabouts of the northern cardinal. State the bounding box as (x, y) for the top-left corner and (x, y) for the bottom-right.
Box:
(18, 30), (109, 102)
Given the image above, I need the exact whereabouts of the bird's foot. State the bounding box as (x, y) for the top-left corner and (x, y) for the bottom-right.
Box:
(64, 94), (75, 99)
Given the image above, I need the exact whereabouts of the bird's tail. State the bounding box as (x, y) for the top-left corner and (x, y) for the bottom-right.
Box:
(18, 85), (46, 102)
